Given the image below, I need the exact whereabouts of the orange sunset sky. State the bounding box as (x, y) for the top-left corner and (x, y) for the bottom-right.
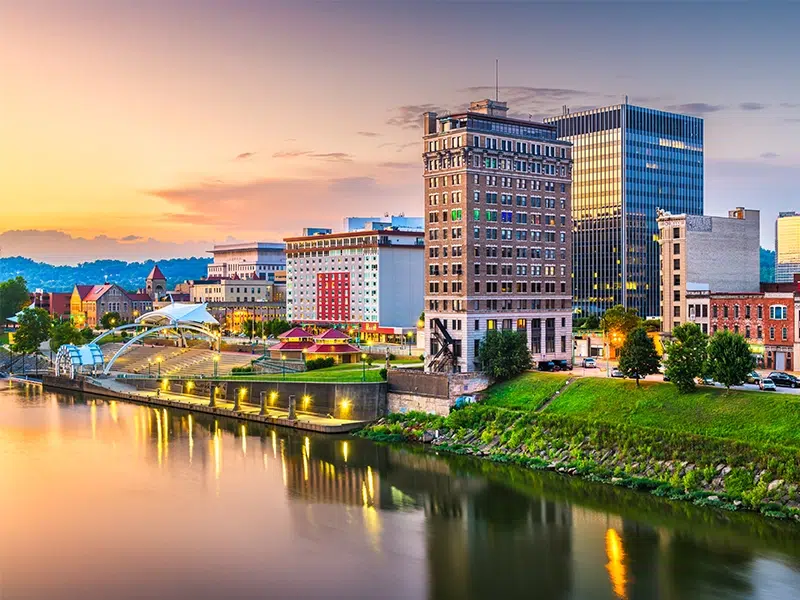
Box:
(2, 0), (799, 264)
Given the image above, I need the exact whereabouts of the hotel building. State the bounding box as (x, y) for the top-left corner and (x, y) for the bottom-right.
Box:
(775, 211), (800, 283)
(657, 207), (760, 334)
(422, 99), (573, 372)
(545, 103), (703, 318)
(207, 242), (285, 282)
(284, 228), (424, 339)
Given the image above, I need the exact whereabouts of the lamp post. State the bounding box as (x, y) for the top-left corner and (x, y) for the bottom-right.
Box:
(156, 356), (162, 378)
(361, 353), (367, 382)
(262, 334), (267, 358)
(281, 354), (287, 380)
(213, 353), (220, 378)
(406, 331), (413, 355)
(147, 358), (152, 377)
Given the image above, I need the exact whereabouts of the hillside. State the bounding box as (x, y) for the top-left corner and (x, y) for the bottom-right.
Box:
(0, 256), (211, 292)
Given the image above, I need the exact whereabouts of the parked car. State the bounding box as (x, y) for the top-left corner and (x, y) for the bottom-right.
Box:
(452, 395), (476, 410)
(767, 372), (799, 388)
(554, 359), (572, 371)
(745, 371), (761, 384)
(582, 357), (597, 368)
(698, 377), (716, 386)
(658, 364), (670, 382)
(759, 378), (777, 391)
(610, 368), (625, 378)
(538, 361), (557, 372)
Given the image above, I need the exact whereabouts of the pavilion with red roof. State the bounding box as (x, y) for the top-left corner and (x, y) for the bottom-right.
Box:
(269, 327), (313, 360)
(304, 329), (361, 363)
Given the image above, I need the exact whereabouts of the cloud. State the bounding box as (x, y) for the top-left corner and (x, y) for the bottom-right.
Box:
(0, 229), (211, 265)
(147, 174), (419, 239)
(271, 150), (352, 162)
(386, 104), (445, 129)
(784, 118), (800, 123)
(235, 151), (255, 160)
(760, 152), (779, 159)
(461, 86), (592, 105)
(356, 131), (381, 137)
(780, 103), (800, 108)
(378, 161), (419, 170)
(664, 103), (726, 116)
(739, 102), (767, 111)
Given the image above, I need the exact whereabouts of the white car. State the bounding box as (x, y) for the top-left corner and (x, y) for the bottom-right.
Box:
(759, 378), (777, 391)
(583, 358), (596, 368)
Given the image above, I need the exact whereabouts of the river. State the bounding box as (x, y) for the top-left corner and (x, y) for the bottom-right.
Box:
(1, 385), (799, 599)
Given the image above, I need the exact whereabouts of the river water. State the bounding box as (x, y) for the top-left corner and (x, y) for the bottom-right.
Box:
(1, 386), (800, 600)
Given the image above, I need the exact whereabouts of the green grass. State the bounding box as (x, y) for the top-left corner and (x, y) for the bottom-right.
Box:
(222, 363), (385, 383)
(0, 332), (8, 346)
(543, 377), (800, 449)
(481, 372), (570, 410)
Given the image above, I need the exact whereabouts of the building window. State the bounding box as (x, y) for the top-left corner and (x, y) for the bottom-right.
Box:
(673, 242), (680, 255)
(745, 305), (751, 318)
(758, 305), (763, 319)
(673, 259), (680, 270)
(723, 305), (729, 318)
(733, 305), (739, 318)
(712, 305), (718, 318)
(745, 325), (751, 339)
(673, 274), (680, 286)
(673, 306), (680, 317)
(673, 227), (680, 239)
(757, 325), (763, 339)
(487, 319), (496, 330)
(770, 305), (788, 320)
(770, 326), (775, 340)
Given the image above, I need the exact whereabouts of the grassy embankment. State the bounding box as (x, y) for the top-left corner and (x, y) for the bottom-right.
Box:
(486, 375), (800, 450)
(361, 373), (800, 520)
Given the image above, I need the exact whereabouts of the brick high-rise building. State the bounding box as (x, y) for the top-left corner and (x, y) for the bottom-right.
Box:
(422, 99), (573, 372)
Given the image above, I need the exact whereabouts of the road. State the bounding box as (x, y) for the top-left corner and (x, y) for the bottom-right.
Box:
(573, 359), (800, 395)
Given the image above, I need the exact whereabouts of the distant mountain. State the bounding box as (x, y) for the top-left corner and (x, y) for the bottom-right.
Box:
(760, 247), (775, 283)
(0, 256), (211, 292)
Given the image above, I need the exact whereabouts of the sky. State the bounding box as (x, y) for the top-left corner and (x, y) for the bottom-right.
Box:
(1, 0), (799, 264)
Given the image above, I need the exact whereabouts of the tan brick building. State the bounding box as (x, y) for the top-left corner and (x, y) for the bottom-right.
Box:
(422, 99), (573, 372)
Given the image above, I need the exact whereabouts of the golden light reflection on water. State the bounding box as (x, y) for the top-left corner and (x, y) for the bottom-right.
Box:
(154, 408), (163, 466)
(90, 401), (97, 440)
(241, 424), (247, 455)
(109, 401), (118, 424)
(605, 528), (628, 599)
(188, 414), (193, 464)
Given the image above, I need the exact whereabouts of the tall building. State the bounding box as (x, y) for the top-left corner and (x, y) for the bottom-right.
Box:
(775, 211), (800, 282)
(656, 207), (760, 334)
(145, 264), (167, 300)
(422, 99), (573, 373)
(343, 215), (424, 232)
(545, 103), (704, 318)
(207, 242), (285, 281)
(284, 227), (424, 341)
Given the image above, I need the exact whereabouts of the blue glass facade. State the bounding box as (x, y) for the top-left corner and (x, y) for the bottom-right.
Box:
(546, 105), (703, 318)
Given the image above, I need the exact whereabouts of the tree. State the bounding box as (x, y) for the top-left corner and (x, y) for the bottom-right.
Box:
(617, 327), (660, 386)
(584, 314), (601, 330)
(100, 311), (122, 330)
(600, 305), (642, 350)
(707, 330), (755, 389)
(478, 329), (532, 381)
(80, 327), (95, 343)
(269, 319), (291, 337)
(0, 276), (29, 323)
(12, 307), (51, 356)
(642, 319), (662, 333)
(664, 322), (708, 393)
(50, 320), (84, 353)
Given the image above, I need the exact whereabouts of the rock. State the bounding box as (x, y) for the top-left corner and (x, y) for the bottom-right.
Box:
(716, 463), (725, 472)
(422, 430), (436, 443)
(721, 466), (732, 477)
(611, 477), (623, 484)
(733, 500), (743, 508)
(768, 479), (785, 492)
(707, 495), (720, 502)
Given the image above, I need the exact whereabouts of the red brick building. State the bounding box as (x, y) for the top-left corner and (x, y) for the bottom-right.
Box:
(709, 282), (799, 371)
(29, 291), (71, 321)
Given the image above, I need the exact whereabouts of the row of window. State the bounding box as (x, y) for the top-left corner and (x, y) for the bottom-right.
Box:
(710, 304), (788, 320)
(427, 298), (570, 312)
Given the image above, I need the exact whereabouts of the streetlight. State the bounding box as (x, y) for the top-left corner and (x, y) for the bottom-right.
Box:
(147, 358), (152, 377)
(281, 354), (287, 380)
(156, 356), (162, 378)
(406, 331), (413, 355)
(213, 353), (220, 377)
(361, 353), (367, 382)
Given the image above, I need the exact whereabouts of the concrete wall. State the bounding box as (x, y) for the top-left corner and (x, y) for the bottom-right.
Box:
(135, 378), (386, 421)
(386, 370), (491, 416)
(378, 245), (424, 328)
(686, 212), (760, 293)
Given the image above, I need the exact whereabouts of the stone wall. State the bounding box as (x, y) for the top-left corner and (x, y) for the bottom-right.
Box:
(387, 392), (451, 416)
(385, 370), (492, 416)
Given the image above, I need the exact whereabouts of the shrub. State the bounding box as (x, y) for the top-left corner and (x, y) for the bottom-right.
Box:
(388, 353), (396, 360)
(306, 357), (335, 371)
(231, 366), (253, 374)
(477, 329), (532, 381)
(724, 468), (753, 496)
(379, 368), (387, 380)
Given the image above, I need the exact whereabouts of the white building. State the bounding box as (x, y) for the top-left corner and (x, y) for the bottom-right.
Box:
(207, 242), (285, 281)
(284, 229), (425, 338)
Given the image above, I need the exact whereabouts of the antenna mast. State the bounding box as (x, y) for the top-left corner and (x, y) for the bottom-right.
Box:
(495, 59), (499, 101)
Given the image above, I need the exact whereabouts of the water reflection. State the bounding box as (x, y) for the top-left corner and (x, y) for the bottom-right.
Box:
(1, 386), (800, 600)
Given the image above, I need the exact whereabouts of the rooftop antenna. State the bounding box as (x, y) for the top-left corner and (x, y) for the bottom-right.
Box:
(495, 59), (499, 101)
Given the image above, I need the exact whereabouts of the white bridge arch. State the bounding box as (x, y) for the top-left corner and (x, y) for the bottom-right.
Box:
(97, 303), (219, 375)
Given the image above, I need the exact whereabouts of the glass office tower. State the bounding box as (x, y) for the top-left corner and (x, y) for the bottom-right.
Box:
(775, 211), (800, 283)
(545, 104), (703, 318)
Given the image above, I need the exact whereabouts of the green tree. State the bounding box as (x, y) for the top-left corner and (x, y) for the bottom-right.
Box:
(269, 319), (291, 337)
(478, 329), (532, 381)
(617, 327), (660, 386)
(50, 320), (84, 353)
(12, 307), (52, 356)
(0, 276), (30, 323)
(80, 327), (95, 343)
(707, 330), (755, 389)
(642, 319), (662, 333)
(600, 305), (642, 351)
(664, 322), (708, 393)
(584, 314), (601, 330)
(100, 311), (122, 330)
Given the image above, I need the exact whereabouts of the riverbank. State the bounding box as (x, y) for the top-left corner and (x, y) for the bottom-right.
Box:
(358, 375), (800, 521)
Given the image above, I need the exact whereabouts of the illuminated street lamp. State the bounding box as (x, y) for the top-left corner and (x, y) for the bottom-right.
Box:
(361, 353), (367, 382)
(147, 358), (152, 377)
(156, 356), (162, 378)
(281, 354), (287, 380)
(213, 353), (220, 378)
